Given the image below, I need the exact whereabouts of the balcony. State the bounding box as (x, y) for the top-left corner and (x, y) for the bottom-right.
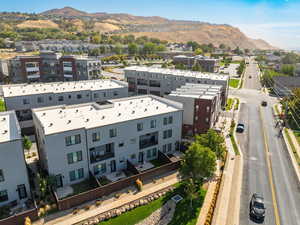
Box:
(90, 152), (115, 164)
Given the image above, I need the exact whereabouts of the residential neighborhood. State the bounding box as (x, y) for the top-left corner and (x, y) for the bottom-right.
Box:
(1, 1), (300, 225)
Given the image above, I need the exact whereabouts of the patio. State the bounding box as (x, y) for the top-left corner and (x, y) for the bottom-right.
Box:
(168, 151), (184, 162)
(105, 171), (127, 183)
(135, 161), (155, 172)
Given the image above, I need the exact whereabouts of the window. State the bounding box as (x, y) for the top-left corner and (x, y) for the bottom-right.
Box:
(139, 131), (159, 149)
(92, 132), (101, 142)
(67, 151), (83, 164)
(119, 157), (125, 163)
(150, 120), (156, 128)
(23, 99), (29, 105)
(103, 92), (106, 97)
(119, 142), (124, 147)
(163, 117), (168, 125)
(205, 117), (209, 124)
(195, 116), (198, 121)
(137, 123), (143, 132)
(163, 144), (167, 153)
(37, 97), (44, 103)
(58, 96), (64, 101)
(65, 134), (81, 146)
(17, 184), (27, 199)
(0, 190), (8, 202)
(152, 148), (157, 157)
(147, 149), (152, 159)
(109, 128), (117, 138)
(94, 163), (106, 175)
(113, 91), (118, 96)
(94, 93), (99, 99)
(0, 170), (4, 182)
(77, 94), (82, 99)
(167, 143), (172, 152)
(163, 129), (172, 139)
(69, 168), (84, 182)
(206, 106), (210, 112)
(49, 96), (52, 101)
(164, 116), (173, 125)
(68, 95), (72, 99)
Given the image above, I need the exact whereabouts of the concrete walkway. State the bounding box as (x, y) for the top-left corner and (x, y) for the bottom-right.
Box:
(211, 99), (243, 225)
(34, 172), (180, 225)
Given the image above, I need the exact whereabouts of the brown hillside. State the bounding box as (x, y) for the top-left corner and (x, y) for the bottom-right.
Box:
(16, 20), (59, 29)
(93, 22), (121, 33)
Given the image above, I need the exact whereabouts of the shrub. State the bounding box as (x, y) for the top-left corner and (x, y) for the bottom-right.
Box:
(95, 200), (102, 207)
(135, 179), (143, 191)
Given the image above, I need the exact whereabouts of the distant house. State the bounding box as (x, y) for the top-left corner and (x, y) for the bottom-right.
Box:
(273, 76), (300, 96)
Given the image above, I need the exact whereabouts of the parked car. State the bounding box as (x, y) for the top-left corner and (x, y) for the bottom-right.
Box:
(261, 101), (267, 107)
(236, 123), (245, 133)
(250, 193), (266, 221)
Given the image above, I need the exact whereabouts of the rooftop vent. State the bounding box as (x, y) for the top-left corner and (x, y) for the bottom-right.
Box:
(2, 117), (6, 121)
(3, 130), (8, 134)
(59, 110), (62, 113)
(49, 123), (53, 127)
(118, 113), (121, 116)
(132, 111), (135, 114)
(102, 116), (105, 119)
(76, 109), (79, 113)
(144, 108), (147, 112)
(156, 106), (159, 110)
(42, 113), (46, 116)
(85, 118), (89, 122)
(67, 120), (71, 124)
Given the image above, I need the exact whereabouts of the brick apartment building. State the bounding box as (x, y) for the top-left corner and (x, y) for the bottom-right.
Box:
(6, 51), (102, 83)
(165, 83), (222, 135)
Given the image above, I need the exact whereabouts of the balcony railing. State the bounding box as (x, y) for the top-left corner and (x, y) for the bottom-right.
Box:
(90, 152), (115, 164)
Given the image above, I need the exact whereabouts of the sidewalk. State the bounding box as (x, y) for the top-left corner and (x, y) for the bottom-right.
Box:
(212, 99), (243, 225)
(34, 172), (180, 225)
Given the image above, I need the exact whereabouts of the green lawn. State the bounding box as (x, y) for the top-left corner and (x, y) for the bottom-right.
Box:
(99, 183), (206, 225)
(230, 126), (240, 155)
(234, 98), (240, 110)
(226, 98), (234, 111)
(229, 79), (240, 88)
(0, 99), (5, 112)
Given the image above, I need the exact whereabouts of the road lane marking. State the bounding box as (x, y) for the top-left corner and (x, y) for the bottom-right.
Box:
(259, 107), (281, 225)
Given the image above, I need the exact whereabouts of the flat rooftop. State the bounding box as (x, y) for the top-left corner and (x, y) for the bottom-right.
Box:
(2, 80), (128, 98)
(124, 66), (228, 81)
(0, 111), (21, 143)
(33, 95), (183, 135)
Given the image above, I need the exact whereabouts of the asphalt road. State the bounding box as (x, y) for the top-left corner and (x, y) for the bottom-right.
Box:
(232, 58), (300, 225)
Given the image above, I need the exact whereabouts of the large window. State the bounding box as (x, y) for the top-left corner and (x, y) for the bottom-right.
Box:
(0, 170), (4, 182)
(0, 190), (8, 202)
(163, 129), (172, 139)
(23, 98), (29, 105)
(37, 97), (44, 103)
(67, 151), (83, 164)
(92, 132), (101, 142)
(137, 78), (148, 86)
(65, 134), (81, 146)
(69, 168), (84, 182)
(109, 128), (117, 138)
(149, 80), (161, 87)
(139, 131), (158, 149)
(137, 123), (143, 132)
(163, 116), (173, 125)
(150, 120), (156, 128)
(90, 143), (115, 163)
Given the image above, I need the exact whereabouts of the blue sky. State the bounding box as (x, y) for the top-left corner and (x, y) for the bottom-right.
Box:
(2, 0), (300, 49)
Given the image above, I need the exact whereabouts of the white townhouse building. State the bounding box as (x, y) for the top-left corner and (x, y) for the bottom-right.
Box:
(32, 95), (183, 188)
(124, 66), (229, 105)
(0, 111), (31, 207)
(1, 79), (128, 134)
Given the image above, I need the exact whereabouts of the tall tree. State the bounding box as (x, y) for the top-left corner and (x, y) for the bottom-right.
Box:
(128, 43), (138, 55)
(196, 129), (226, 160)
(185, 179), (197, 209)
(180, 142), (216, 184)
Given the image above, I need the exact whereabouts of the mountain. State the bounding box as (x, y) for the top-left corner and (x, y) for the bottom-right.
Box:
(3, 7), (277, 50)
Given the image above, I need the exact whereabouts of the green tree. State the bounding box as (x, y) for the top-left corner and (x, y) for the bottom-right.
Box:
(219, 43), (226, 49)
(128, 43), (138, 55)
(180, 142), (216, 184)
(196, 129), (226, 160)
(156, 44), (166, 52)
(23, 136), (32, 151)
(194, 48), (203, 55)
(192, 63), (202, 72)
(187, 41), (200, 51)
(113, 43), (123, 55)
(185, 179), (197, 209)
(282, 52), (299, 64)
(91, 35), (101, 44)
(142, 42), (156, 54)
(175, 63), (187, 70)
(281, 64), (295, 76)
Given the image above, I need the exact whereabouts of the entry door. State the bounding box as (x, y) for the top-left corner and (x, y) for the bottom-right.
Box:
(110, 160), (116, 172)
(55, 175), (63, 188)
(17, 184), (27, 199)
(138, 152), (144, 163)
